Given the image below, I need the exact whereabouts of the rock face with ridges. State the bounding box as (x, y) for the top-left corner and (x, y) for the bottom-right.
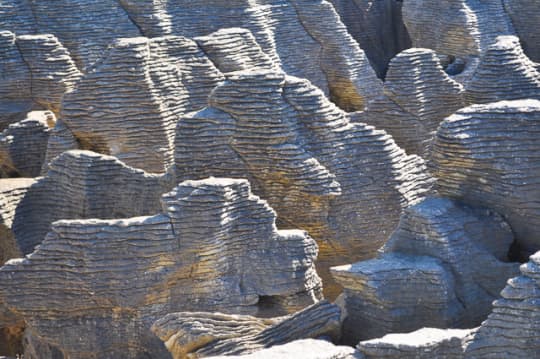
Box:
(0, 111), (54, 178)
(332, 197), (518, 344)
(328, 0), (411, 77)
(431, 100), (540, 257)
(9, 150), (172, 257)
(175, 69), (432, 297)
(152, 301), (340, 358)
(61, 36), (224, 173)
(361, 48), (465, 156)
(464, 36), (540, 104)
(503, 0), (540, 62)
(0, 178), (322, 358)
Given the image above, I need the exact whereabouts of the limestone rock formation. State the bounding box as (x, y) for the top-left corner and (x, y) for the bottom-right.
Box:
(206, 339), (363, 359)
(175, 69), (433, 297)
(431, 100), (540, 258)
(61, 36), (224, 173)
(0, 178), (322, 358)
(7, 150), (172, 258)
(328, 0), (411, 77)
(361, 48), (465, 156)
(464, 36), (540, 104)
(503, 0), (540, 62)
(152, 301), (340, 358)
(332, 197), (519, 344)
(0, 111), (54, 178)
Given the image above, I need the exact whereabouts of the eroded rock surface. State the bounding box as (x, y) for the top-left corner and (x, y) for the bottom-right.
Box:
(0, 178), (322, 358)
(503, 0), (540, 62)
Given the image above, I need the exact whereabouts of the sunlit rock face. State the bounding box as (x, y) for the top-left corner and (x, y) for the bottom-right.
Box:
(0, 178), (322, 358)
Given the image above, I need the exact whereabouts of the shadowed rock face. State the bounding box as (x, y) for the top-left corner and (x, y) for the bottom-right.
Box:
(152, 301), (341, 358)
(431, 100), (540, 258)
(332, 197), (519, 344)
(503, 0), (540, 62)
(175, 69), (433, 297)
(0, 178), (322, 359)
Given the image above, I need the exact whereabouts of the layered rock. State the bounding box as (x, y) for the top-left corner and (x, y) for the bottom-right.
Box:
(61, 36), (224, 173)
(328, 0), (411, 77)
(8, 150), (172, 257)
(206, 339), (362, 359)
(0, 178), (322, 358)
(361, 48), (465, 156)
(332, 197), (519, 344)
(0, 111), (54, 178)
(464, 36), (540, 104)
(503, 0), (540, 62)
(175, 69), (433, 297)
(431, 100), (540, 257)
(152, 301), (340, 358)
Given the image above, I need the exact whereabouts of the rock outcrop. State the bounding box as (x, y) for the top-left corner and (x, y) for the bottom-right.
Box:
(332, 197), (519, 344)
(0, 178), (322, 358)
(152, 301), (340, 358)
(503, 0), (540, 62)
(0, 111), (54, 178)
(175, 69), (433, 297)
(431, 100), (540, 258)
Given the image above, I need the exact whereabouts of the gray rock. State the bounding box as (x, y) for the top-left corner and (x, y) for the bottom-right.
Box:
(175, 69), (433, 297)
(431, 99), (540, 257)
(152, 301), (340, 358)
(331, 197), (519, 344)
(0, 178), (322, 358)
(503, 0), (540, 62)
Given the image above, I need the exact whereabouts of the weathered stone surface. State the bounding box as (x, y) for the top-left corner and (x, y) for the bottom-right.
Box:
(328, 0), (411, 77)
(361, 48), (465, 156)
(464, 36), (540, 104)
(152, 300), (340, 358)
(0, 178), (321, 358)
(332, 197), (518, 344)
(175, 69), (432, 297)
(503, 0), (540, 62)
(358, 328), (471, 359)
(0, 111), (54, 178)
(431, 100), (540, 258)
(207, 339), (362, 359)
(61, 36), (223, 173)
(9, 150), (172, 258)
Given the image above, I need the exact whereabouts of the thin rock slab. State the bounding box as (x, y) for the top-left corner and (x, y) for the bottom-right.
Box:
(0, 178), (322, 358)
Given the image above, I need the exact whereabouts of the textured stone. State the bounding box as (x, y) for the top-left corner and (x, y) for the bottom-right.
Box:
(431, 100), (540, 257)
(0, 178), (321, 358)
(464, 36), (540, 104)
(361, 48), (465, 156)
(503, 0), (540, 62)
(175, 69), (433, 297)
(152, 300), (340, 358)
(207, 339), (362, 359)
(0, 111), (54, 178)
(332, 197), (519, 344)
(61, 36), (223, 173)
(328, 0), (411, 77)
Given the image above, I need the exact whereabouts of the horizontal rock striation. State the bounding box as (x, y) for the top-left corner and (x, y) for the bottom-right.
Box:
(61, 36), (224, 173)
(175, 69), (432, 297)
(332, 197), (519, 344)
(431, 100), (540, 257)
(503, 0), (540, 62)
(0, 178), (321, 358)
(152, 300), (340, 358)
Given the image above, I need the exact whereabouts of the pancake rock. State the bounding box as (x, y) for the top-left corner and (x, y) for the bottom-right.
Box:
(464, 36), (540, 104)
(331, 197), (518, 344)
(0, 111), (54, 178)
(503, 0), (540, 62)
(61, 36), (223, 173)
(207, 339), (362, 359)
(0, 178), (322, 358)
(175, 69), (432, 296)
(152, 300), (340, 358)
(8, 150), (172, 258)
(361, 48), (465, 156)
(120, 0), (383, 111)
(328, 0), (411, 77)
(431, 100), (540, 258)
